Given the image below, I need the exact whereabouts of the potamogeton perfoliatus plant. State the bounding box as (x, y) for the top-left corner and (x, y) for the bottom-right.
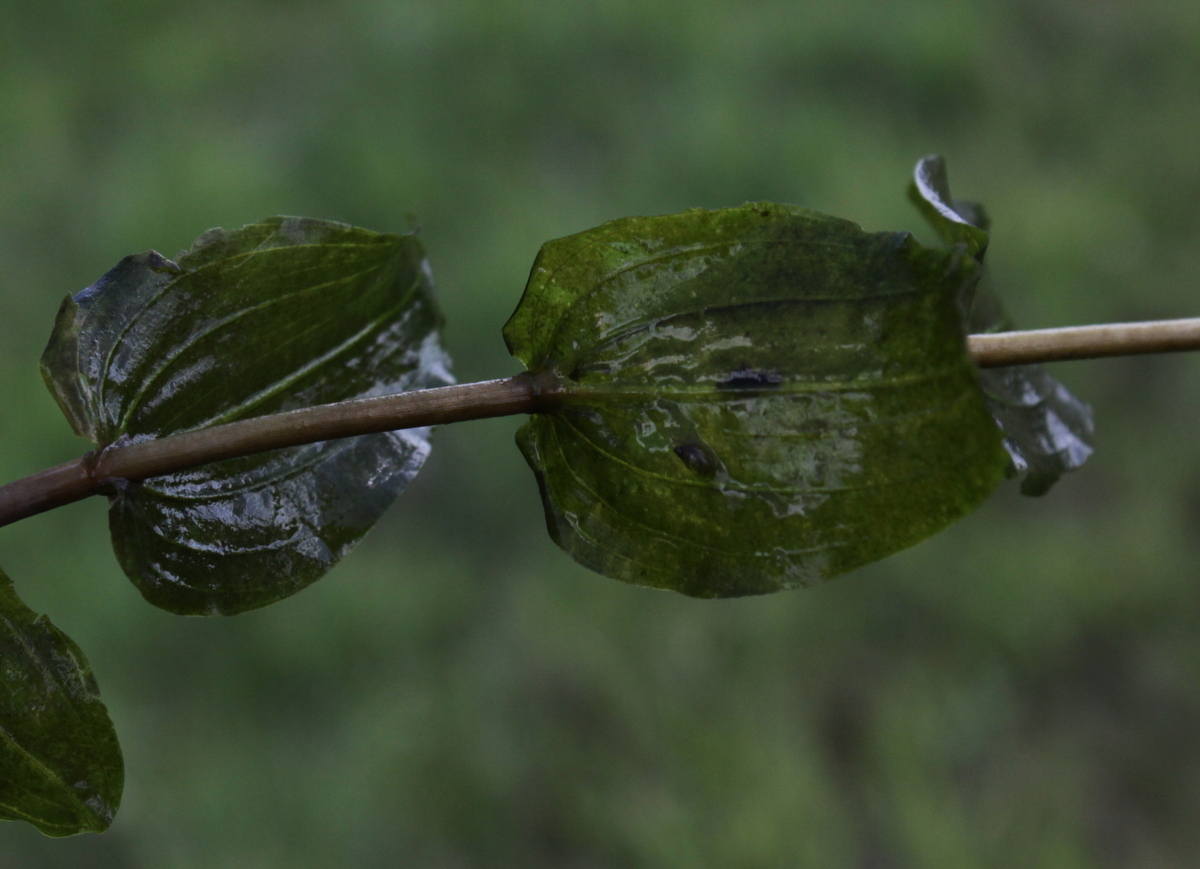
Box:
(0, 156), (1129, 835)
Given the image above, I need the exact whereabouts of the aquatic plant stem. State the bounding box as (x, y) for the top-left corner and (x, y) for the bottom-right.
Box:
(967, 318), (1200, 367)
(1, 317), (1200, 529)
(0, 374), (545, 528)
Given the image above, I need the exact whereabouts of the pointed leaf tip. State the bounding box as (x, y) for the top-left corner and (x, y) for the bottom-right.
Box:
(41, 217), (453, 615)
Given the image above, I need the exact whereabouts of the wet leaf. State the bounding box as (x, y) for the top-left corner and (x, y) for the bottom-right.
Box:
(909, 155), (1094, 495)
(972, 359), (1095, 496)
(907, 152), (990, 260)
(41, 217), (452, 615)
(0, 567), (122, 836)
(504, 203), (1010, 597)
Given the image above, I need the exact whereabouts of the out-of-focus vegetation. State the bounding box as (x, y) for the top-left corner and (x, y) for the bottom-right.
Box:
(2, 1), (1199, 865)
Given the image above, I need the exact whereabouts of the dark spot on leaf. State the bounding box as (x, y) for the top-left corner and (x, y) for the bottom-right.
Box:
(567, 362), (611, 382)
(719, 368), (784, 390)
(674, 442), (717, 476)
(797, 418), (830, 436)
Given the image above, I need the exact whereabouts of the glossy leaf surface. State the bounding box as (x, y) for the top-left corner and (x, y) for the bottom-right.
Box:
(505, 204), (1010, 597)
(0, 568), (122, 836)
(909, 155), (1094, 495)
(907, 152), (991, 259)
(42, 218), (452, 614)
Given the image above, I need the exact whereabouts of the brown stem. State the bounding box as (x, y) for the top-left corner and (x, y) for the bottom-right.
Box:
(0, 374), (542, 528)
(2, 316), (1200, 530)
(968, 318), (1200, 367)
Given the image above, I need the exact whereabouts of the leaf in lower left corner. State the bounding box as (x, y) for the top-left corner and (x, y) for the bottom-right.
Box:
(0, 568), (123, 837)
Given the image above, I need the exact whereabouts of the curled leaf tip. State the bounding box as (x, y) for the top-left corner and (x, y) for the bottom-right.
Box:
(908, 156), (1094, 495)
(908, 154), (990, 260)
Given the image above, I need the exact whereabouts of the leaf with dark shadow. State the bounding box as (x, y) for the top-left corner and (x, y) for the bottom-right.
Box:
(41, 218), (452, 614)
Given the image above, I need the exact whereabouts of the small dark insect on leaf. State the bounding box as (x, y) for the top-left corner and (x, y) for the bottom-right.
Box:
(719, 368), (784, 390)
(674, 442), (718, 476)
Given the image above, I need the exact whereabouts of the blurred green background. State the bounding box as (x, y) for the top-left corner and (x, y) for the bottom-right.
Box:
(2, 0), (1200, 865)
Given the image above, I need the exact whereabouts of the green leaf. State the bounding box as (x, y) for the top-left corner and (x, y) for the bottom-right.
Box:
(504, 203), (1010, 597)
(41, 217), (452, 615)
(908, 155), (1094, 495)
(0, 567), (122, 836)
(907, 153), (990, 260)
